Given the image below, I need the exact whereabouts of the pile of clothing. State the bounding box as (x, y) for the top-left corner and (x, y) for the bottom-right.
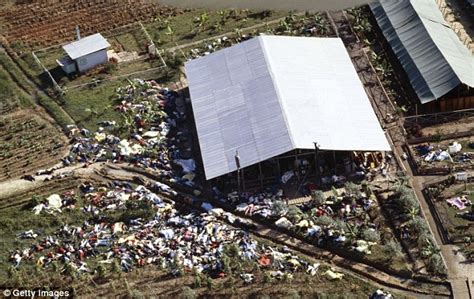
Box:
(13, 184), (321, 281)
(63, 79), (199, 189)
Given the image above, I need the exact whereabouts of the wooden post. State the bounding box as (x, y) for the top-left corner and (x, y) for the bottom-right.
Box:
(276, 158), (281, 179)
(314, 142), (321, 186)
(295, 152), (299, 181)
(258, 162), (263, 188)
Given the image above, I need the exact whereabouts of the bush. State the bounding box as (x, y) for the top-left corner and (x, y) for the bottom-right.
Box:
(271, 200), (288, 217)
(285, 289), (301, 299)
(314, 215), (334, 227)
(427, 253), (447, 276)
(193, 274), (202, 288)
(286, 205), (304, 223)
(344, 182), (360, 197)
(121, 200), (155, 223)
(407, 216), (429, 235)
(382, 240), (403, 258)
(311, 190), (325, 207)
(178, 286), (196, 299)
(361, 229), (380, 243)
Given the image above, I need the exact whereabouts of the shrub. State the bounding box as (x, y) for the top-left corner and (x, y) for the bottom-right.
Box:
(178, 286), (196, 299)
(427, 254), (447, 276)
(314, 215), (334, 227)
(286, 205), (304, 223)
(407, 216), (429, 235)
(271, 200), (288, 217)
(344, 182), (360, 197)
(361, 229), (380, 243)
(382, 240), (403, 258)
(311, 190), (325, 207)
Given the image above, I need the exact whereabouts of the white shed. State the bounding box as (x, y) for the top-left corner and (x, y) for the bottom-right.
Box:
(57, 33), (110, 74)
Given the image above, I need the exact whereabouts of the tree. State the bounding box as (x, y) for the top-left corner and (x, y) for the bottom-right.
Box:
(406, 206), (420, 221)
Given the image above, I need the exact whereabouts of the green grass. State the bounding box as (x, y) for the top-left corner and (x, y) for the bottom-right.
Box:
(438, 183), (474, 242)
(62, 64), (181, 131)
(0, 197), (88, 286)
(111, 31), (143, 53)
(145, 9), (286, 49)
(62, 79), (125, 131)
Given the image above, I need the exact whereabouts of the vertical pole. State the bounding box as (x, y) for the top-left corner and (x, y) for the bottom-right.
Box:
(314, 142), (321, 186)
(242, 168), (246, 191)
(276, 158), (281, 180)
(258, 162), (263, 188)
(237, 169), (241, 193)
(295, 152), (299, 181)
(235, 150), (241, 193)
(332, 151), (337, 172)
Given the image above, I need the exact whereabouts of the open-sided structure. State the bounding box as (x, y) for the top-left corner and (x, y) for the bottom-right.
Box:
(185, 36), (391, 180)
(371, 0), (474, 107)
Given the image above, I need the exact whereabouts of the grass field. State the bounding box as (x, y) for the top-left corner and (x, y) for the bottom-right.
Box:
(145, 9), (287, 48)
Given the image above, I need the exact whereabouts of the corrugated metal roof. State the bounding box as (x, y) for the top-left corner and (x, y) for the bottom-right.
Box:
(185, 36), (390, 180)
(63, 33), (110, 60)
(371, 0), (474, 104)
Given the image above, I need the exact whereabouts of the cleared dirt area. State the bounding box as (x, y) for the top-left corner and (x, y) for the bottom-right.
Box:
(0, 110), (67, 181)
(0, 0), (181, 49)
(419, 116), (474, 137)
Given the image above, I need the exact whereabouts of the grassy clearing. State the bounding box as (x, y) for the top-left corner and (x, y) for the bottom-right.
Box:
(62, 80), (126, 131)
(62, 64), (181, 131)
(145, 9), (287, 49)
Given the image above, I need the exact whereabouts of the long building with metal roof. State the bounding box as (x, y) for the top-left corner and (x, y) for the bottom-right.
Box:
(185, 36), (390, 180)
(370, 0), (474, 104)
